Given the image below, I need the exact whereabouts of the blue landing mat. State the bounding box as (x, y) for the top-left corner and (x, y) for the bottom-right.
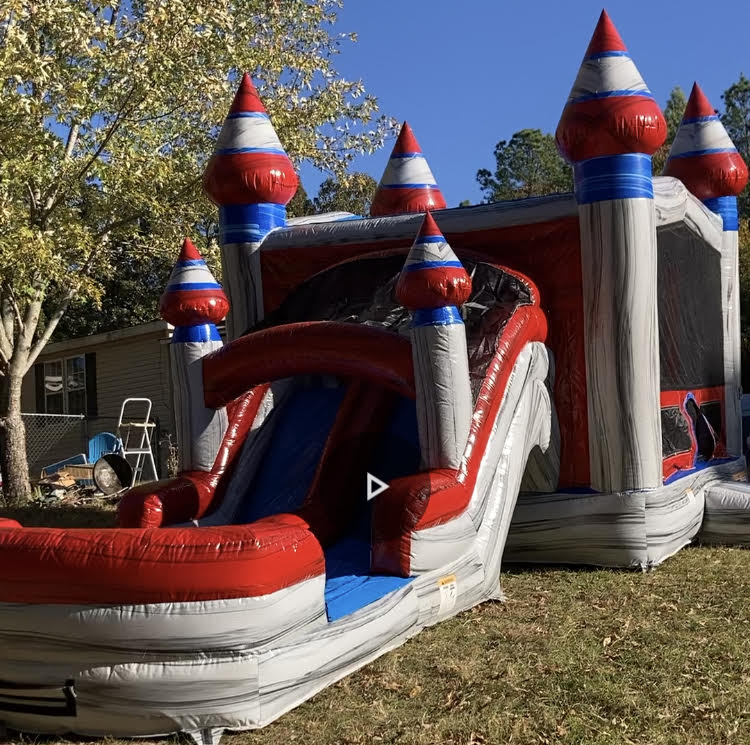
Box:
(324, 533), (413, 623)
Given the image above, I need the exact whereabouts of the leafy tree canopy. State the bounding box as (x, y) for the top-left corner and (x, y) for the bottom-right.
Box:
(0, 0), (393, 502)
(722, 73), (750, 218)
(653, 85), (687, 176)
(313, 172), (376, 215)
(476, 128), (572, 203)
(287, 182), (316, 219)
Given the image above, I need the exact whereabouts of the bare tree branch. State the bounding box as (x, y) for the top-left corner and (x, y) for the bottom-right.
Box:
(109, 1), (121, 28)
(43, 86), (141, 220)
(41, 123), (81, 212)
(64, 123), (79, 160)
(92, 175), (202, 239)
(0, 292), (13, 345)
(0, 304), (12, 361)
(25, 291), (74, 372)
(19, 284), (44, 355)
(4, 286), (24, 331)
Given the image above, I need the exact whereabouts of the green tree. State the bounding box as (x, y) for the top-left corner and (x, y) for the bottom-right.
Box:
(737, 219), (750, 392)
(721, 75), (750, 389)
(287, 182), (316, 219)
(722, 73), (750, 218)
(313, 172), (377, 215)
(653, 85), (687, 176)
(476, 129), (572, 203)
(0, 1), (394, 505)
(56, 183), (317, 339)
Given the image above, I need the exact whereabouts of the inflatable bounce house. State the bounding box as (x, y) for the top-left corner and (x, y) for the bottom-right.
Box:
(1, 10), (749, 743)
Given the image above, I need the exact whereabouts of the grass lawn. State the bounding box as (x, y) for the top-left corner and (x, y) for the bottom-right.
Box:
(2, 502), (750, 745)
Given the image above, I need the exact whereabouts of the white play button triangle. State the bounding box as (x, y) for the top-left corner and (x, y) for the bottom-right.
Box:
(367, 472), (389, 500)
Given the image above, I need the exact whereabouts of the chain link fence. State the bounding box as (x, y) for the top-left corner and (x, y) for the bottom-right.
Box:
(22, 413), (87, 480)
(20, 413), (163, 483)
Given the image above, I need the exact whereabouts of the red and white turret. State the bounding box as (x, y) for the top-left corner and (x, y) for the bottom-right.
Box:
(160, 238), (229, 472)
(370, 122), (447, 217)
(556, 10), (666, 492)
(396, 212), (472, 469)
(665, 83), (749, 455)
(203, 73), (298, 338)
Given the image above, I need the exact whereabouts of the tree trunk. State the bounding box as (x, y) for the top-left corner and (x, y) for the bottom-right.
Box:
(0, 373), (31, 506)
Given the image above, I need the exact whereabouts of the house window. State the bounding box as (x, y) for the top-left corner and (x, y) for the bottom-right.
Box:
(43, 355), (87, 414)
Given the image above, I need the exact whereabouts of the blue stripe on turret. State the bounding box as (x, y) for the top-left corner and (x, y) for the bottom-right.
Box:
(173, 324), (222, 343)
(220, 203), (287, 244)
(166, 282), (222, 292)
(380, 183), (438, 189)
(570, 89), (654, 104)
(404, 260), (462, 272)
(412, 307), (463, 327)
(681, 115), (720, 124)
(176, 259), (206, 267)
(413, 236), (447, 245)
(704, 196), (739, 231)
(216, 147), (287, 155)
(667, 147), (737, 160)
(226, 112), (270, 120)
(574, 153), (653, 204)
(584, 50), (631, 60)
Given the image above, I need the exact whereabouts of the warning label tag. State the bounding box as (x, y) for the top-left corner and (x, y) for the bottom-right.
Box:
(438, 574), (458, 615)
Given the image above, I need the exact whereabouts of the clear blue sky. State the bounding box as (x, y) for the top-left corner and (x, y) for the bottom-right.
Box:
(299, 0), (750, 207)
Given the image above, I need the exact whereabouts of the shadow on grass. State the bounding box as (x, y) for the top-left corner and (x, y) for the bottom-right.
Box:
(0, 499), (117, 528)
(5, 729), (186, 745)
(501, 560), (626, 577)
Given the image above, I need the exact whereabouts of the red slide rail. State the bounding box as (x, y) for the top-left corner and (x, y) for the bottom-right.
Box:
(202, 321), (415, 408)
(0, 514), (323, 604)
(371, 303), (548, 576)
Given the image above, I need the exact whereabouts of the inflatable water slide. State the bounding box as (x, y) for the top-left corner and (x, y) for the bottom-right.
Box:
(1, 10), (749, 744)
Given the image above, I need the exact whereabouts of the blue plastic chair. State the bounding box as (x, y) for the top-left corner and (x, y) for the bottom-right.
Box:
(41, 432), (123, 479)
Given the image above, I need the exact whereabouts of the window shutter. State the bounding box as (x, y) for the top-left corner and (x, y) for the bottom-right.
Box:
(85, 352), (98, 417)
(34, 363), (45, 413)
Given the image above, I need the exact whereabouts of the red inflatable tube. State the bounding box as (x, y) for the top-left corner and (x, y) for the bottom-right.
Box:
(203, 321), (415, 408)
(117, 472), (220, 528)
(372, 304), (548, 576)
(664, 152), (748, 202)
(556, 96), (666, 162)
(118, 385), (271, 528)
(0, 513), (324, 605)
(370, 186), (447, 217)
(203, 151), (299, 206)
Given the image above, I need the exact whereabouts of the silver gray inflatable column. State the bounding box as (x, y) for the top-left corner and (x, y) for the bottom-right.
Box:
(171, 327), (228, 472)
(573, 158), (663, 492)
(396, 213), (473, 470)
(218, 204), (286, 338)
(410, 309), (473, 470)
(708, 197), (743, 455)
(159, 237), (231, 473)
(555, 11), (667, 492)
